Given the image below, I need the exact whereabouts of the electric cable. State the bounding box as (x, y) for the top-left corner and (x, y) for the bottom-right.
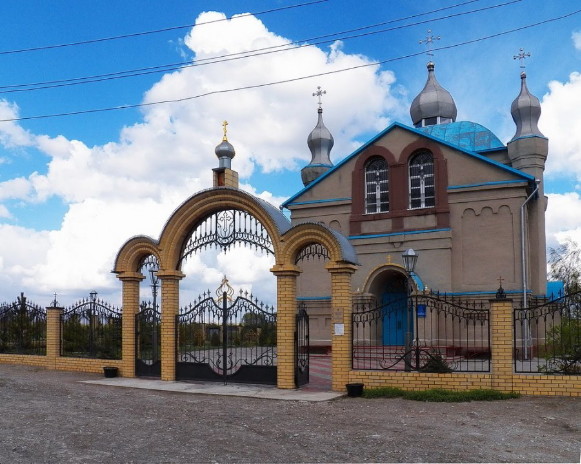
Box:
(0, 0), (518, 94)
(1, 6), (578, 123)
(0, 0), (329, 56)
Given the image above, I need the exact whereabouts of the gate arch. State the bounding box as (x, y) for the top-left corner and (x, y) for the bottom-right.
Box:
(114, 187), (358, 389)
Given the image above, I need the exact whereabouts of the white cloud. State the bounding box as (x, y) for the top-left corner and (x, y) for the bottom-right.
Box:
(545, 192), (581, 248)
(0, 11), (401, 302)
(0, 101), (34, 148)
(573, 31), (581, 50)
(540, 72), (581, 179)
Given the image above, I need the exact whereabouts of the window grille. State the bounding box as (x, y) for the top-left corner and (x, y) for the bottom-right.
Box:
(365, 157), (389, 213)
(409, 151), (435, 209)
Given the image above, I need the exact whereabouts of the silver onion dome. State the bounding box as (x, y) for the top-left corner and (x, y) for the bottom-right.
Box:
(510, 71), (544, 141)
(410, 62), (457, 128)
(301, 106), (334, 186)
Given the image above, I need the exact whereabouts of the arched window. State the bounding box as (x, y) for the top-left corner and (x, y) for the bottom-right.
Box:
(409, 151), (435, 209)
(365, 157), (389, 213)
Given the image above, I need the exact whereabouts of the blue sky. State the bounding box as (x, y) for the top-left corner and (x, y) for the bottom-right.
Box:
(0, 0), (579, 304)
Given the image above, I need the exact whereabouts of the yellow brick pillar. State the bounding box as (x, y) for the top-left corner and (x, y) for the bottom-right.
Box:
(118, 272), (144, 378)
(490, 298), (514, 392)
(157, 269), (184, 381)
(327, 262), (358, 392)
(46, 305), (63, 370)
(271, 264), (301, 389)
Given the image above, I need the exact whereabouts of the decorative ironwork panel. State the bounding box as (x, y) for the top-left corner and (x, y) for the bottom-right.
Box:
(177, 278), (277, 385)
(180, 210), (274, 265)
(135, 301), (161, 377)
(514, 291), (581, 375)
(61, 294), (122, 359)
(0, 293), (46, 355)
(295, 243), (330, 264)
(352, 292), (490, 373)
(295, 304), (309, 387)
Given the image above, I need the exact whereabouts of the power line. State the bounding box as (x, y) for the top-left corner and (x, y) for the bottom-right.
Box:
(0, 0), (328, 56)
(1, 7), (579, 123)
(0, 0), (520, 95)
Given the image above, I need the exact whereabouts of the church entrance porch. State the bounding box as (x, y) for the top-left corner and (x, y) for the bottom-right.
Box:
(381, 277), (408, 346)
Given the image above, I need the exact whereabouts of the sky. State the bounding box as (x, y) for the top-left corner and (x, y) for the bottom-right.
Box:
(0, 0), (579, 306)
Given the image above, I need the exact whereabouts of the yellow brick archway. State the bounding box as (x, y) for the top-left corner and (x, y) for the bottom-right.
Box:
(114, 187), (358, 389)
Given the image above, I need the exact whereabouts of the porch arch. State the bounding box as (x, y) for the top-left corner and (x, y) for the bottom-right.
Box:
(158, 188), (291, 271)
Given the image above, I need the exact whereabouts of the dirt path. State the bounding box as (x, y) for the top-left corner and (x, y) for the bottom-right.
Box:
(0, 364), (579, 463)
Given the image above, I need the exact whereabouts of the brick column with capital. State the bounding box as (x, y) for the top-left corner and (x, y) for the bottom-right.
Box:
(327, 262), (358, 392)
(118, 272), (144, 378)
(271, 264), (301, 389)
(157, 270), (184, 381)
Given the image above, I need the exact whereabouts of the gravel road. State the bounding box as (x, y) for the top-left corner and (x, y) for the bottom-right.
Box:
(0, 364), (579, 463)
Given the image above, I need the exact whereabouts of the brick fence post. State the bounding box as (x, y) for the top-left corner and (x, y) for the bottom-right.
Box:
(118, 272), (144, 378)
(271, 264), (301, 389)
(327, 262), (358, 392)
(157, 270), (184, 381)
(490, 298), (514, 392)
(46, 305), (63, 370)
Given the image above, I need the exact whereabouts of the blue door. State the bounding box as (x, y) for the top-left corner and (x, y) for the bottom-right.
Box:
(382, 292), (407, 346)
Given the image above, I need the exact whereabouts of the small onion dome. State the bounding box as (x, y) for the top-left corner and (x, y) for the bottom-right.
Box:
(510, 71), (544, 141)
(301, 107), (334, 186)
(410, 62), (457, 128)
(215, 138), (235, 169)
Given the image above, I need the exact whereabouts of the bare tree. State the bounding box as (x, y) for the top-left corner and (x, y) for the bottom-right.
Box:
(548, 239), (581, 294)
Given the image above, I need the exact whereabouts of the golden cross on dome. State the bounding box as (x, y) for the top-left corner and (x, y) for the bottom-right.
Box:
(313, 86), (326, 110)
(419, 29), (440, 57)
(222, 120), (229, 141)
(498, 276), (504, 287)
(513, 48), (531, 69)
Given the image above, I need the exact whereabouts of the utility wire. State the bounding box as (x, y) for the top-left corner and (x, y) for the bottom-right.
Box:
(0, 0), (520, 94)
(1, 7), (578, 123)
(0, 0), (328, 56)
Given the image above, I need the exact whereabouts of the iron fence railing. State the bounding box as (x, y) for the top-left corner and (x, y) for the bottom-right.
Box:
(514, 291), (581, 375)
(0, 293), (46, 355)
(353, 292), (490, 372)
(61, 295), (122, 359)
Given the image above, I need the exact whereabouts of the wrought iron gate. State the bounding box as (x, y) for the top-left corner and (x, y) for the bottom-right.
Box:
(176, 278), (277, 384)
(135, 302), (161, 377)
(295, 306), (309, 387)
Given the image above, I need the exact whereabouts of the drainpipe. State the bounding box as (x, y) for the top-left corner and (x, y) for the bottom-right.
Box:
(520, 179), (541, 308)
(520, 179), (540, 361)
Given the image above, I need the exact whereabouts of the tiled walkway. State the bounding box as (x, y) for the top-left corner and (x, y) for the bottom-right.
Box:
(301, 355), (332, 391)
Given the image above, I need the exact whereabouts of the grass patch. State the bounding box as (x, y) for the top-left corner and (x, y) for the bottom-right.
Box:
(362, 387), (520, 402)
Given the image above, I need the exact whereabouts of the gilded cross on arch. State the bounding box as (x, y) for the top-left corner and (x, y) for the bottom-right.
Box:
(222, 120), (229, 141)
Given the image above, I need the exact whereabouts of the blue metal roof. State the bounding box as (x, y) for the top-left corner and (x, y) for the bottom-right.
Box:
(417, 121), (504, 152)
(282, 121), (533, 208)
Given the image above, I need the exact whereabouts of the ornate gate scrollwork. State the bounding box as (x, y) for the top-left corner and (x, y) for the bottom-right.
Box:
(180, 210), (274, 266)
(135, 255), (161, 378)
(176, 277), (277, 385)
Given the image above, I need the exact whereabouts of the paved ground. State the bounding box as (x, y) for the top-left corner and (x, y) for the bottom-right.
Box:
(0, 364), (580, 463)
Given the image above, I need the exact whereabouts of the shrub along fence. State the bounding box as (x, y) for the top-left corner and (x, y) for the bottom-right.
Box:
(0, 291), (579, 396)
(514, 291), (581, 375)
(0, 292), (123, 375)
(61, 295), (122, 359)
(0, 293), (46, 356)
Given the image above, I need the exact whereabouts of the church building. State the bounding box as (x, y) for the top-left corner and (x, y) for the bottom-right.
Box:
(282, 60), (549, 348)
